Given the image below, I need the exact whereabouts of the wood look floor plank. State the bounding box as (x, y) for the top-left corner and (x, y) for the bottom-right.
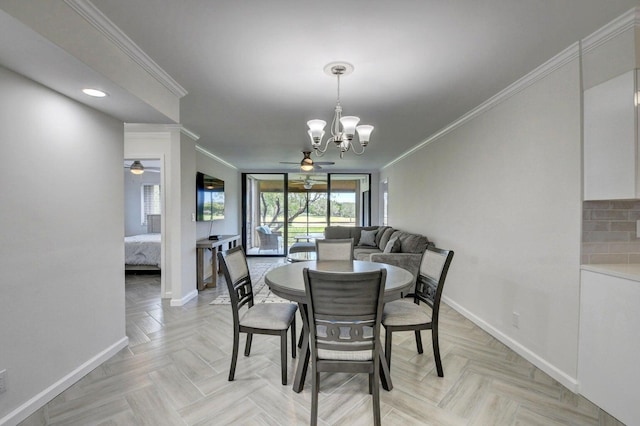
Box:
(20, 262), (626, 425)
(147, 365), (205, 410)
(125, 386), (187, 426)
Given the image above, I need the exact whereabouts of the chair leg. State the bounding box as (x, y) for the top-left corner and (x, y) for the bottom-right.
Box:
(291, 317), (297, 359)
(432, 326), (443, 377)
(311, 370), (319, 426)
(372, 359), (381, 426)
(384, 328), (393, 371)
(281, 330), (288, 385)
(297, 309), (304, 348)
(244, 333), (253, 356)
(414, 330), (423, 354)
(229, 330), (239, 381)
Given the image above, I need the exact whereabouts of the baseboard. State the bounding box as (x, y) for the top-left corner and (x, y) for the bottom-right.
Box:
(0, 336), (129, 426)
(170, 289), (198, 306)
(442, 296), (579, 392)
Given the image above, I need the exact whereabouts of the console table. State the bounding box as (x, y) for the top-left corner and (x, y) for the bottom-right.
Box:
(196, 234), (241, 290)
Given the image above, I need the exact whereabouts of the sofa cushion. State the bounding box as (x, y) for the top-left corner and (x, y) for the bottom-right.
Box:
(359, 229), (378, 246)
(375, 226), (392, 247)
(324, 226), (378, 246)
(393, 231), (430, 254)
(383, 237), (401, 253)
(353, 247), (381, 261)
(378, 227), (396, 251)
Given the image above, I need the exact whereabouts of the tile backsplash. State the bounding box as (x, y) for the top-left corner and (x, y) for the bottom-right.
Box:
(583, 200), (640, 264)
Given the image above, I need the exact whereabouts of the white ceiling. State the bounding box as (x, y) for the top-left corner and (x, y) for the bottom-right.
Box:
(2, 1), (640, 171)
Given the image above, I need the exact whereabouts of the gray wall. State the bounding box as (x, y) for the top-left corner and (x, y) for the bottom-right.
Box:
(381, 53), (583, 388)
(0, 66), (127, 423)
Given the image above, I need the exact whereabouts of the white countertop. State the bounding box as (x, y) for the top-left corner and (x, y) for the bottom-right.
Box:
(581, 264), (640, 282)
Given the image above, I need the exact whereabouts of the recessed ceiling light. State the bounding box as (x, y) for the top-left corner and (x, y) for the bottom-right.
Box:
(82, 88), (108, 98)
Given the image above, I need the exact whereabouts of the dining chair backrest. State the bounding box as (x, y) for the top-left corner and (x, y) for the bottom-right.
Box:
(303, 268), (386, 358)
(315, 238), (354, 261)
(218, 245), (254, 312)
(415, 246), (454, 310)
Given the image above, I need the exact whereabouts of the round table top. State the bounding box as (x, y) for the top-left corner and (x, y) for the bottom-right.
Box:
(265, 260), (414, 304)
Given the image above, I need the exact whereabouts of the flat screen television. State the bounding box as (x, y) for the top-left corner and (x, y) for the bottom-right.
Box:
(196, 172), (225, 221)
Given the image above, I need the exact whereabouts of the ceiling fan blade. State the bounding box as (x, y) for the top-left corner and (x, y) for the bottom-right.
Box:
(314, 161), (335, 166)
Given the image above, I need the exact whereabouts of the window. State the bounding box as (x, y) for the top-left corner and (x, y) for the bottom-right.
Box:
(381, 179), (388, 226)
(141, 184), (161, 225)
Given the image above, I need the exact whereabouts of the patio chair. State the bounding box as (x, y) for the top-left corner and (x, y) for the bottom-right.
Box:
(303, 267), (387, 426)
(255, 225), (281, 252)
(217, 246), (297, 385)
(381, 245), (454, 377)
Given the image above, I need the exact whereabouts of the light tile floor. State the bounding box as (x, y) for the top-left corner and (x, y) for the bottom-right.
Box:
(21, 258), (625, 425)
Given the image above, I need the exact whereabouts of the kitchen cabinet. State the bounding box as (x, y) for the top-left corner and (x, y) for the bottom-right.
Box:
(583, 70), (638, 200)
(578, 266), (640, 425)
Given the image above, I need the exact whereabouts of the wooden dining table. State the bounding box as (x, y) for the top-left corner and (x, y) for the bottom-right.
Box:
(265, 260), (414, 393)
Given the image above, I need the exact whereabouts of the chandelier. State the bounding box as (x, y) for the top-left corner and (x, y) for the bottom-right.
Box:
(307, 62), (374, 158)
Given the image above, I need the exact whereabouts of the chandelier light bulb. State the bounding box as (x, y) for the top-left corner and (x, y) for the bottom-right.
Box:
(356, 125), (374, 146)
(339, 116), (360, 139)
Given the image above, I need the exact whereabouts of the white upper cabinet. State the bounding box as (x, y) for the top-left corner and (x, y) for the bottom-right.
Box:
(583, 70), (638, 200)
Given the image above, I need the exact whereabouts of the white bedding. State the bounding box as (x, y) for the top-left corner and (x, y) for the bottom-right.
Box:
(125, 233), (161, 267)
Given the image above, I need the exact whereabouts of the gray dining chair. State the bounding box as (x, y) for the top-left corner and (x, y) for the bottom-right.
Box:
(381, 245), (454, 377)
(303, 267), (387, 426)
(315, 238), (354, 261)
(218, 246), (297, 385)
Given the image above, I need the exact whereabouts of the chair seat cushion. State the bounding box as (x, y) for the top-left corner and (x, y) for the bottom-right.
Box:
(382, 299), (432, 327)
(240, 303), (297, 330)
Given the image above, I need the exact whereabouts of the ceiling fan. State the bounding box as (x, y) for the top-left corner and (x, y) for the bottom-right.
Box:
(290, 174), (327, 190)
(280, 151), (334, 171)
(124, 160), (160, 174)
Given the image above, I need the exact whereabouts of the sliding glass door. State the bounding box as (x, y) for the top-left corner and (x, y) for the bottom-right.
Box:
(244, 174), (286, 256)
(288, 173), (328, 245)
(243, 173), (370, 256)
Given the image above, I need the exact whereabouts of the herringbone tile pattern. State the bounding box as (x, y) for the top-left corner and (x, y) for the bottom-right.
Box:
(21, 258), (624, 425)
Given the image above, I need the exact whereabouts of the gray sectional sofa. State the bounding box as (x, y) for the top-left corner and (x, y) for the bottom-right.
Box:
(323, 225), (432, 283)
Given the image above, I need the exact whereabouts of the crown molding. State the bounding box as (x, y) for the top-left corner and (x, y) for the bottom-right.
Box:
(195, 145), (238, 170)
(383, 42), (580, 169)
(124, 123), (200, 141)
(581, 7), (640, 54)
(64, 0), (187, 98)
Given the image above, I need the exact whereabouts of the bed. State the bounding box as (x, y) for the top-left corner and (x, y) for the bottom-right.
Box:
(125, 214), (161, 271)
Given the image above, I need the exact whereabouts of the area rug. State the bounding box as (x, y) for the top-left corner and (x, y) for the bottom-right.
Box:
(209, 260), (293, 305)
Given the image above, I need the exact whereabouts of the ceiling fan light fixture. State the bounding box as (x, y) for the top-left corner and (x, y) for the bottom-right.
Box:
(130, 160), (145, 175)
(307, 62), (374, 159)
(300, 151), (315, 172)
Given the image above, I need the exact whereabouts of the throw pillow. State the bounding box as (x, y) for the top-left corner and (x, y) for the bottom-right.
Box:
(359, 229), (378, 247)
(384, 237), (401, 253)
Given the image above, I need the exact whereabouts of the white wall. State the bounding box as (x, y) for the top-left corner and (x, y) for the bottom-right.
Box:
(124, 166), (161, 236)
(381, 53), (583, 388)
(0, 66), (127, 424)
